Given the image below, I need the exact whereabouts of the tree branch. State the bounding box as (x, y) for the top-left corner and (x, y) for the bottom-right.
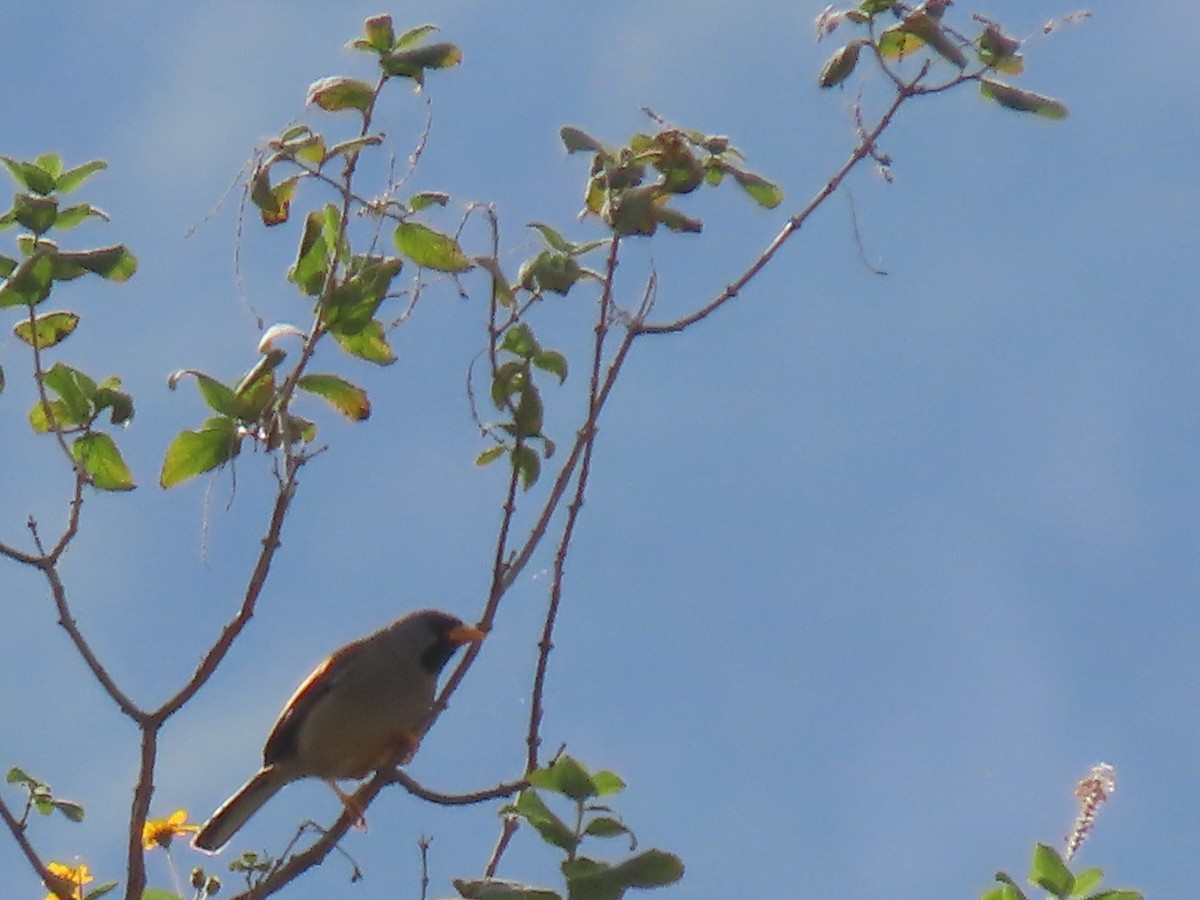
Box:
(635, 68), (921, 336)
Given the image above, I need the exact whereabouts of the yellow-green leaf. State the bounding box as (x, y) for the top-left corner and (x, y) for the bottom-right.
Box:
(13, 311), (79, 348)
(330, 319), (397, 365)
(297, 373), (371, 421)
(980, 79), (1069, 119)
(306, 76), (376, 113)
(819, 40), (866, 88)
(55, 160), (107, 194)
(73, 432), (135, 491)
(160, 417), (241, 488)
(728, 167), (784, 209)
(877, 26), (925, 58)
(379, 42), (463, 81)
(51, 245), (138, 281)
(476, 444), (506, 466)
(393, 221), (472, 272)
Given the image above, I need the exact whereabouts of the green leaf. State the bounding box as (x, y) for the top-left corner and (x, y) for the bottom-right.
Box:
(590, 771), (626, 797)
(474, 256), (516, 307)
(297, 373), (371, 421)
(819, 39), (866, 88)
(518, 251), (582, 296)
(34, 153), (63, 178)
(73, 432), (136, 491)
(1030, 843), (1073, 896)
(514, 381), (543, 438)
(727, 166), (784, 209)
(159, 417), (241, 488)
(13, 311), (79, 348)
(51, 245), (138, 281)
(28, 399), (72, 433)
(532, 350), (567, 384)
(54, 203), (109, 230)
(559, 126), (607, 155)
(901, 12), (968, 68)
(14, 193), (59, 234)
(1, 157), (57, 195)
(408, 190), (450, 211)
(979, 887), (1025, 900)
(55, 160), (107, 194)
(0, 252), (54, 307)
(51, 798), (85, 822)
(979, 79), (1069, 119)
(358, 14), (396, 52)
(321, 136), (389, 170)
(528, 755), (597, 800)
(84, 881), (119, 900)
(167, 369), (237, 417)
(603, 185), (658, 236)
(231, 354), (281, 421)
(613, 849), (684, 889)
(290, 209), (330, 295)
(393, 221), (472, 272)
(654, 205), (703, 234)
(0, 254), (16, 277)
(44, 362), (96, 423)
(322, 256), (402, 334)
(877, 25), (926, 58)
(94, 378), (134, 426)
(527, 221), (572, 252)
(511, 789), (576, 851)
(1071, 868), (1104, 896)
(379, 42), (463, 82)
(330, 319), (397, 365)
(250, 168), (298, 227)
(858, 0), (896, 15)
(1086, 893), (1143, 900)
(6, 767), (39, 786)
(492, 360), (525, 409)
(393, 23), (439, 50)
(978, 23), (1024, 73)
(501, 323), (540, 358)
(565, 852), (685, 899)
(476, 444), (507, 467)
(306, 76), (376, 113)
(583, 816), (629, 839)
(513, 443), (541, 489)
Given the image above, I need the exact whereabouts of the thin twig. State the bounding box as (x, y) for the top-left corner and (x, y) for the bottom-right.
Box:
(484, 815), (520, 879)
(636, 65), (926, 336)
(525, 234), (620, 771)
(0, 793), (76, 900)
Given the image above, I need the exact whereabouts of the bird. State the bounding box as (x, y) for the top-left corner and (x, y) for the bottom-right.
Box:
(192, 608), (486, 853)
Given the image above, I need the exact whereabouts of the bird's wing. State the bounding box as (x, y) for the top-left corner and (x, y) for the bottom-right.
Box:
(263, 636), (369, 767)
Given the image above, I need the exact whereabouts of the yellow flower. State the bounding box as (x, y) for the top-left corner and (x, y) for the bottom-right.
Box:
(44, 861), (91, 900)
(142, 808), (200, 851)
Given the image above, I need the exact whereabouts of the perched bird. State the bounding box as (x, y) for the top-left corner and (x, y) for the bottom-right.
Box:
(192, 609), (485, 853)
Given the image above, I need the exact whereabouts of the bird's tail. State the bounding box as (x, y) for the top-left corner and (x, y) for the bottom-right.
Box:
(192, 767), (285, 853)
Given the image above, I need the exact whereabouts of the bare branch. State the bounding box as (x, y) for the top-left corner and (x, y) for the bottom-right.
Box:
(0, 793), (76, 900)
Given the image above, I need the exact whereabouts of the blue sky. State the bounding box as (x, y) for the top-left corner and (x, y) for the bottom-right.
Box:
(2, 2), (1196, 898)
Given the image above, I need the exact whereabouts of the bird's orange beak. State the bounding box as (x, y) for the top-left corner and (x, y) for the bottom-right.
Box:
(447, 623), (488, 645)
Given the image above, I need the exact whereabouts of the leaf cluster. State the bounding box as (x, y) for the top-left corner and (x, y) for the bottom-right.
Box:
(817, 1), (1068, 118)
(560, 118), (782, 237)
(454, 756), (683, 900)
(982, 843), (1142, 900)
(0, 154), (138, 490)
(476, 320), (568, 490)
(6, 767), (86, 825)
